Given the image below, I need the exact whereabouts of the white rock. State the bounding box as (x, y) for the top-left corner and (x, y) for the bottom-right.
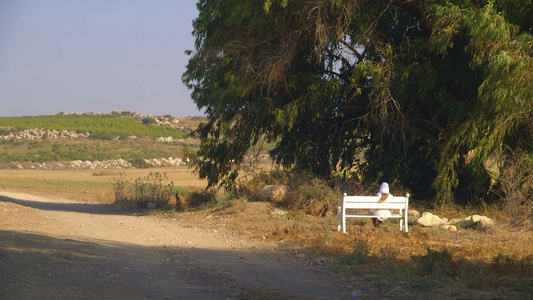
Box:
(415, 212), (446, 227)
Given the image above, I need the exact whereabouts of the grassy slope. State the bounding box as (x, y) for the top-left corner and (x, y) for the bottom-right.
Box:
(0, 115), (188, 138)
(0, 114), (204, 163)
(0, 137), (192, 163)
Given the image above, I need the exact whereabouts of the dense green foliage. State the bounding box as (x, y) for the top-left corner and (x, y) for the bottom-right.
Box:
(184, 0), (533, 204)
(0, 115), (187, 139)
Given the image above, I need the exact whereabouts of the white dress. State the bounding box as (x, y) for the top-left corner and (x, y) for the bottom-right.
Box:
(372, 195), (392, 221)
(372, 183), (392, 221)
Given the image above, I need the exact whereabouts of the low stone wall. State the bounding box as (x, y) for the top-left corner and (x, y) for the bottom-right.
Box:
(142, 157), (186, 167)
(2, 157), (187, 170)
(0, 129), (90, 140)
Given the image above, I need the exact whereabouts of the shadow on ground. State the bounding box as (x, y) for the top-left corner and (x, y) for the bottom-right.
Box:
(0, 194), (135, 216)
(0, 230), (350, 300)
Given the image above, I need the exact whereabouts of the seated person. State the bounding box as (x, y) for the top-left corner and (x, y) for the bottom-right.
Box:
(372, 182), (392, 227)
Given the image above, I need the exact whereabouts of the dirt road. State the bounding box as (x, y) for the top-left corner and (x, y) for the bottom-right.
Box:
(0, 192), (358, 299)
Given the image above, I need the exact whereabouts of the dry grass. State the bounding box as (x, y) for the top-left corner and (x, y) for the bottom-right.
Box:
(188, 198), (532, 296)
(0, 166), (207, 203)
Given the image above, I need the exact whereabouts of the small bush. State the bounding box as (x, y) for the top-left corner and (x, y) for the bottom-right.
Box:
(237, 169), (340, 217)
(142, 117), (157, 125)
(497, 149), (533, 226)
(112, 172), (175, 208)
(282, 177), (339, 217)
(134, 172), (174, 208)
(0, 127), (14, 135)
(236, 167), (289, 199)
(186, 189), (218, 208)
(338, 239), (370, 265)
(380, 243), (399, 268)
(112, 171), (128, 202)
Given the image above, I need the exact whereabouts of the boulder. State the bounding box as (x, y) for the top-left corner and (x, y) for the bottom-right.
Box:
(258, 185), (288, 203)
(472, 215), (494, 230)
(408, 209), (420, 218)
(414, 212), (446, 227)
(452, 215), (494, 229)
(441, 224), (458, 231)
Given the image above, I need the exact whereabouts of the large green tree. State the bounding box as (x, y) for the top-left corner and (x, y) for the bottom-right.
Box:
(183, 0), (533, 204)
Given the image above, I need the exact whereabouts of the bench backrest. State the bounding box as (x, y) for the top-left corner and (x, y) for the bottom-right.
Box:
(343, 194), (409, 210)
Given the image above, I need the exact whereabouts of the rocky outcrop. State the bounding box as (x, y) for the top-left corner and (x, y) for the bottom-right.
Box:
(143, 157), (186, 167)
(258, 185), (288, 203)
(414, 212), (495, 231)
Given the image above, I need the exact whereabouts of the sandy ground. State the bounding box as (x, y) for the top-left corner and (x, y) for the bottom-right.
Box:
(0, 191), (366, 299)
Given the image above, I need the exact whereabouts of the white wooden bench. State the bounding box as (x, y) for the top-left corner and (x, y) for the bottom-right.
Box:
(337, 193), (410, 233)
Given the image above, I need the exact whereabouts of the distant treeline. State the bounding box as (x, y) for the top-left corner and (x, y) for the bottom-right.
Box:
(0, 115), (188, 139)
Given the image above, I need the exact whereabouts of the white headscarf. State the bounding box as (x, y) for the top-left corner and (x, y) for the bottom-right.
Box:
(377, 182), (390, 196)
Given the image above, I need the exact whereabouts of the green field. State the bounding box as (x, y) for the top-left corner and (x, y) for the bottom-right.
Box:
(0, 137), (192, 164)
(0, 114), (188, 138)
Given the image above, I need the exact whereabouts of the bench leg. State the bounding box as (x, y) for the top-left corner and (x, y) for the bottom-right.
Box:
(337, 206), (342, 231)
(342, 208), (347, 233)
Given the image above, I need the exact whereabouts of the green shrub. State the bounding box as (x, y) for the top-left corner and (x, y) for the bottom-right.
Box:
(338, 239), (371, 265)
(497, 149), (533, 226)
(186, 189), (218, 208)
(282, 177), (340, 217)
(236, 168), (289, 199)
(112, 171), (128, 202)
(0, 127), (14, 135)
(380, 243), (399, 268)
(142, 117), (157, 125)
(133, 172), (174, 208)
(112, 172), (175, 208)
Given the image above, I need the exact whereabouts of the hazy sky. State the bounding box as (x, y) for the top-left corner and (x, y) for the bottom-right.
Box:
(0, 0), (203, 118)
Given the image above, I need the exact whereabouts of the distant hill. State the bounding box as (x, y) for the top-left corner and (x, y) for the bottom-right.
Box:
(0, 111), (206, 139)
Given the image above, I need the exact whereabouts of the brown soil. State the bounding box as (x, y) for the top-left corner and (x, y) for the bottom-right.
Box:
(0, 191), (362, 299)
(1, 191), (532, 299)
